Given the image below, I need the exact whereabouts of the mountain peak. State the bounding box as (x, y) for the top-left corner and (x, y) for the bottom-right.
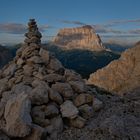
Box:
(53, 25), (105, 51)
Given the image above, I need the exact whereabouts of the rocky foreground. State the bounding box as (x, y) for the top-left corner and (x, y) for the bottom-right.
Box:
(53, 25), (105, 51)
(88, 42), (140, 95)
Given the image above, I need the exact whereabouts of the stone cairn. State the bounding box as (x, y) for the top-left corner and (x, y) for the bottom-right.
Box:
(24, 19), (42, 45)
(0, 19), (103, 140)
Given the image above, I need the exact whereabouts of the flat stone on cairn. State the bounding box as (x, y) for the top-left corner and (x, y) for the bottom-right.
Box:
(0, 19), (103, 140)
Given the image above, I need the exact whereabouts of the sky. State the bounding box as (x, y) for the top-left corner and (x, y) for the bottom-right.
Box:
(0, 0), (140, 45)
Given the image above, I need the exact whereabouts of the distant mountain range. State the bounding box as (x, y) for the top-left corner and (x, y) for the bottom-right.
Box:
(43, 44), (120, 78)
(104, 42), (132, 53)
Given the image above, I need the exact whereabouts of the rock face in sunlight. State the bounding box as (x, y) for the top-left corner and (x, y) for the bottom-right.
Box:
(0, 19), (103, 140)
(88, 42), (140, 95)
(53, 25), (106, 51)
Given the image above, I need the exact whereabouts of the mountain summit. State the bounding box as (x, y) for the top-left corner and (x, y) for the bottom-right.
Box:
(53, 25), (105, 51)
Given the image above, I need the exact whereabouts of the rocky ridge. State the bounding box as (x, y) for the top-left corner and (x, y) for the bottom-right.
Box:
(0, 19), (103, 140)
(88, 42), (140, 95)
(53, 25), (105, 51)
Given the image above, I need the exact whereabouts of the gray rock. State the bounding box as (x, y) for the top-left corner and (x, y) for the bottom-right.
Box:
(30, 83), (49, 105)
(46, 116), (63, 137)
(74, 93), (93, 107)
(52, 82), (73, 99)
(39, 48), (50, 64)
(45, 73), (64, 83)
(3, 63), (17, 77)
(69, 116), (86, 128)
(4, 94), (32, 137)
(79, 104), (94, 119)
(31, 105), (50, 127)
(45, 104), (59, 118)
(64, 69), (82, 81)
(69, 81), (86, 93)
(49, 89), (63, 105)
(22, 124), (46, 140)
(17, 58), (25, 65)
(12, 83), (32, 95)
(48, 57), (63, 71)
(23, 64), (34, 76)
(27, 56), (43, 64)
(60, 100), (79, 119)
(92, 98), (103, 111)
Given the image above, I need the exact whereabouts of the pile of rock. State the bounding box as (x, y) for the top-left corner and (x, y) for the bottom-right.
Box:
(0, 19), (103, 140)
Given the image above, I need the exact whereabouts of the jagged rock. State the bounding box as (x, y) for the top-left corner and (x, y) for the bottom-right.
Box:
(22, 125), (46, 140)
(92, 98), (103, 111)
(17, 58), (25, 65)
(69, 81), (86, 93)
(69, 116), (86, 128)
(31, 105), (50, 127)
(60, 100), (79, 119)
(23, 64), (34, 76)
(45, 73), (64, 83)
(47, 57), (63, 72)
(88, 43), (140, 95)
(53, 25), (105, 51)
(46, 116), (63, 139)
(30, 83), (49, 105)
(64, 69), (82, 81)
(52, 82), (74, 99)
(45, 104), (59, 118)
(79, 104), (94, 119)
(27, 56), (43, 64)
(74, 93), (93, 107)
(2, 62), (16, 77)
(4, 94), (32, 137)
(49, 89), (63, 105)
(12, 83), (32, 95)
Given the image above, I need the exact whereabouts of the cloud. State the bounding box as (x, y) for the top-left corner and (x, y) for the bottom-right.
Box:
(104, 18), (140, 27)
(60, 20), (86, 25)
(92, 24), (125, 34)
(128, 29), (140, 34)
(0, 23), (53, 34)
(0, 23), (26, 34)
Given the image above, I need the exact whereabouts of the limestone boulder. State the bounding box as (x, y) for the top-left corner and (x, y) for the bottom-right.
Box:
(52, 82), (74, 99)
(49, 89), (63, 105)
(74, 93), (93, 107)
(39, 48), (50, 64)
(78, 104), (94, 119)
(92, 98), (103, 111)
(69, 116), (86, 128)
(4, 94), (32, 137)
(30, 83), (49, 105)
(60, 100), (79, 119)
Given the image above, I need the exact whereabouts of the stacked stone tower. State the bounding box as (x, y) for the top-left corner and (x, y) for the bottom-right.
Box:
(24, 19), (42, 45)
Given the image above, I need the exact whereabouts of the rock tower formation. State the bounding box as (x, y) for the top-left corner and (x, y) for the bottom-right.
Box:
(88, 42), (140, 95)
(53, 25), (105, 51)
(0, 19), (102, 139)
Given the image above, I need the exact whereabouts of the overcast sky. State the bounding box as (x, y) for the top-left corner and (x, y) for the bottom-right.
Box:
(0, 0), (140, 45)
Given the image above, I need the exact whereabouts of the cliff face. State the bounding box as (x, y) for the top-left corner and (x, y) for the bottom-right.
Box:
(88, 42), (140, 95)
(53, 25), (105, 51)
